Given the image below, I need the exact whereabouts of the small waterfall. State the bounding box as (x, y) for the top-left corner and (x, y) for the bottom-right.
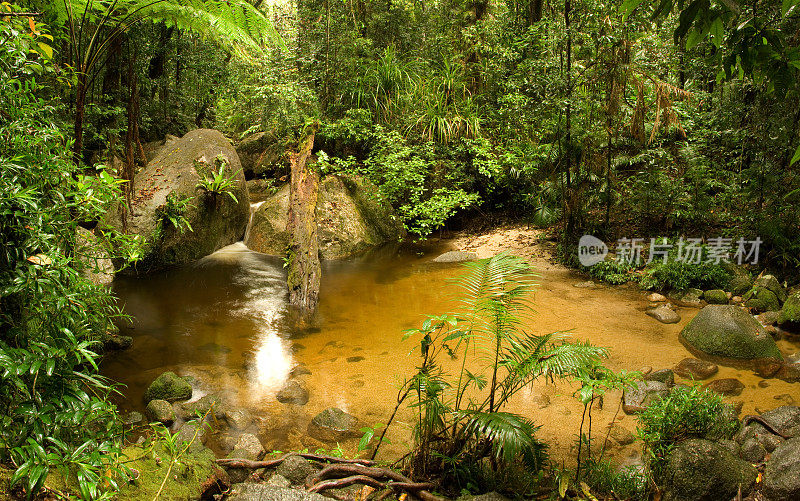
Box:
(243, 201), (265, 244)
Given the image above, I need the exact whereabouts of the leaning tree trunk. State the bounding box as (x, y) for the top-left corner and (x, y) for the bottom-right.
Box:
(286, 126), (321, 313)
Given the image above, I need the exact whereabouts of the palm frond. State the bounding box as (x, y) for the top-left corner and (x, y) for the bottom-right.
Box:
(461, 410), (547, 469)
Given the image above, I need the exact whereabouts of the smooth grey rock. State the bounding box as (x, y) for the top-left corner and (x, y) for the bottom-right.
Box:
(646, 305), (681, 324)
(226, 484), (329, 501)
(276, 379), (309, 406)
(623, 381), (670, 414)
(307, 408), (362, 442)
(645, 369), (675, 386)
(225, 408), (253, 430)
(228, 433), (264, 462)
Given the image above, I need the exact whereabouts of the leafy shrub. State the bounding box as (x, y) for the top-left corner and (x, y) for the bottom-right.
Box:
(587, 260), (634, 285)
(637, 385), (739, 480)
(638, 259), (730, 291)
(579, 458), (649, 501)
(0, 13), (132, 498)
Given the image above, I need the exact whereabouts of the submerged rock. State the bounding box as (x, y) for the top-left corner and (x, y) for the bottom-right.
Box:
(108, 129), (250, 274)
(276, 379), (309, 406)
(245, 175), (403, 259)
(644, 369), (675, 386)
(307, 408), (362, 442)
(673, 358), (719, 380)
(679, 305), (783, 363)
(646, 305), (680, 324)
(661, 439), (756, 501)
(228, 433), (264, 461)
(704, 378), (744, 397)
(433, 250), (478, 263)
(144, 371), (192, 403)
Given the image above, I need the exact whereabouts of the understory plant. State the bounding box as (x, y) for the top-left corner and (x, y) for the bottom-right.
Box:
(378, 254), (607, 494)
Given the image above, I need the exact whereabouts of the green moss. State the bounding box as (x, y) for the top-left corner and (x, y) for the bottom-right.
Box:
(115, 442), (219, 501)
(703, 289), (728, 305)
(727, 276), (752, 296)
(144, 372), (192, 403)
(0, 465), (14, 501)
(778, 292), (800, 324)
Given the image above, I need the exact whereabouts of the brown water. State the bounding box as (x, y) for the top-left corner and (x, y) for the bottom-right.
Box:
(102, 241), (800, 465)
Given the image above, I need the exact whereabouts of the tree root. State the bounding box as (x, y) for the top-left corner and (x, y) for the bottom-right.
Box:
(307, 464), (441, 501)
(217, 454), (442, 501)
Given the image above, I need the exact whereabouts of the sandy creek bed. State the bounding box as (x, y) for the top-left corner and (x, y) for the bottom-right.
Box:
(101, 227), (800, 468)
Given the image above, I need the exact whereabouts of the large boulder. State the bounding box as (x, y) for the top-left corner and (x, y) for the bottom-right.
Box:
(778, 291), (800, 327)
(679, 305), (783, 364)
(245, 175), (404, 259)
(661, 439), (756, 501)
(763, 437), (800, 501)
(109, 129), (250, 274)
(76, 227), (115, 286)
(236, 131), (289, 180)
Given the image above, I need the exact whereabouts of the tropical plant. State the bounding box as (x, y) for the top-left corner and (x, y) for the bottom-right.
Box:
(195, 154), (241, 204)
(380, 254), (607, 493)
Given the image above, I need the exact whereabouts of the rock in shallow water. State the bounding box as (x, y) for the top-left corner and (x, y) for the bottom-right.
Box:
(623, 381), (670, 414)
(307, 408), (362, 442)
(144, 371), (192, 403)
(704, 378), (745, 397)
(146, 399), (175, 426)
(646, 305), (681, 324)
(276, 379), (309, 405)
(432, 250), (478, 263)
(673, 358), (718, 380)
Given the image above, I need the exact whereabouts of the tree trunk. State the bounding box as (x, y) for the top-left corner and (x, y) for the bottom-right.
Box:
(73, 72), (87, 164)
(564, 0), (574, 234)
(286, 126), (321, 313)
(528, 0), (543, 24)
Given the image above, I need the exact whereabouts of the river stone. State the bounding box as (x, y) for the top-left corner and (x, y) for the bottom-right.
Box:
(228, 433), (264, 462)
(144, 371), (193, 403)
(738, 423), (783, 453)
(673, 288), (704, 306)
(754, 274), (787, 303)
(644, 369), (675, 386)
(108, 129), (250, 274)
(703, 378), (744, 396)
(778, 362), (800, 382)
(289, 364), (312, 377)
(246, 175), (404, 259)
(760, 406), (800, 438)
(276, 379), (309, 406)
(433, 250), (478, 263)
(674, 358), (718, 380)
(307, 408), (362, 442)
(226, 484), (329, 501)
(648, 292), (667, 302)
(661, 439), (756, 501)
(739, 437), (767, 463)
(758, 311), (781, 326)
(753, 288), (781, 312)
(622, 381), (670, 414)
(703, 289), (728, 305)
(225, 408), (253, 430)
(763, 437), (800, 501)
(76, 227), (115, 286)
(178, 394), (222, 421)
(778, 291), (800, 327)
(101, 332), (133, 351)
(728, 276), (753, 297)
(122, 411), (144, 426)
(646, 305), (680, 324)
(275, 454), (317, 485)
(679, 305), (783, 363)
(146, 399), (175, 425)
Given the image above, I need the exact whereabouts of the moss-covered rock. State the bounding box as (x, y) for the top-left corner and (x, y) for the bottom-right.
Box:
(115, 442), (227, 501)
(755, 288), (781, 312)
(146, 399), (176, 425)
(727, 276), (752, 297)
(144, 371), (192, 403)
(680, 305), (783, 363)
(754, 274), (787, 303)
(245, 175), (404, 259)
(661, 439), (756, 501)
(236, 131), (289, 179)
(703, 289), (728, 305)
(108, 129), (250, 275)
(778, 291), (800, 326)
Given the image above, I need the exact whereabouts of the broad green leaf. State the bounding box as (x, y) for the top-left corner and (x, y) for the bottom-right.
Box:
(791, 144), (800, 166)
(709, 17), (724, 48)
(620, 0), (646, 19)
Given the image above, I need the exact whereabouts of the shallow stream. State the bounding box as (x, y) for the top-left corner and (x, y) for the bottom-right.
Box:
(102, 240), (800, 464)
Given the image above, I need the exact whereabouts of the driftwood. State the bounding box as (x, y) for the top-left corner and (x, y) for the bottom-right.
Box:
(216, 453), (442, 501)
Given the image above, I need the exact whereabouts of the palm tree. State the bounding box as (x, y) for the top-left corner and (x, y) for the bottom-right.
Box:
(39, 0), (281, 163)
